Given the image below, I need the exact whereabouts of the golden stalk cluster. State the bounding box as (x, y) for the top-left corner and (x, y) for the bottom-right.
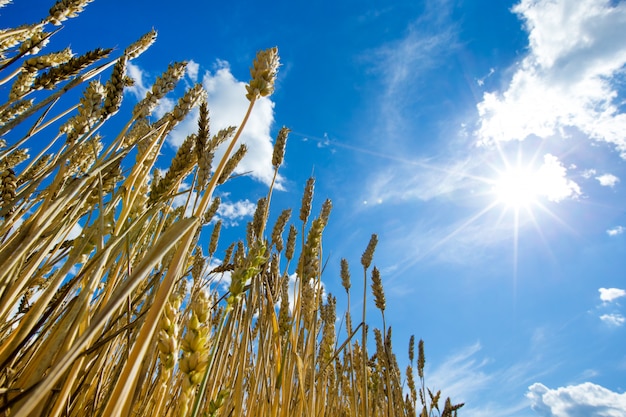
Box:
(0, 1), (463, 416)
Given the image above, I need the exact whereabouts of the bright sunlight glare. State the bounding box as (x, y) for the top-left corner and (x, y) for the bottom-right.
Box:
(492, 166), (542, 209)
(491, 153), (581, 210)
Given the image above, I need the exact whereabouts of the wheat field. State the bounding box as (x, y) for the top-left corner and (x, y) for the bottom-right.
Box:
(0, 1), (462, 416)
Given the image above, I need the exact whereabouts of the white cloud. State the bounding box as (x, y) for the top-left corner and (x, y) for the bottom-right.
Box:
(607, 226), (625, 236)
(51, 221), (83, 245)
(202, 62), (278, 187)
(167, 60), (280, 187)
(596, 289), (625, 326)
(127, 60), (281, 188)
(428, 342), (492, 403)
(527, 382), (626, 416)
(284, 272), (298, 313)
(168, 181), (197, 217)
(599, 287), (626, 303)
(66, 222), (83, 241)
(600, 313), (625, 327)
(477, 0), (626, 157)
(216, 199), (256, 226)
(534, 153), (581, 202)
(126, 62), (147, 100)
(596, 173), (620, 187)
(126, 62), (175, 118)
(186, 59), (199, 83)
(207, 257), (232, 290)
(169, 181), (256, 226)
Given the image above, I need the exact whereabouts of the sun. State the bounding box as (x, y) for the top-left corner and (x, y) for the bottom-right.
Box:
(492, 165), (542, 209)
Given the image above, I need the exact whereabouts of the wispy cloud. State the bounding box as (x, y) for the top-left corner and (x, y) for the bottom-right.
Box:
(362, 154), (478, 205)
(366, 0), (457, 136)
(428, 342), (493, 402)
(374, 24), (455, 98)
(426, 342), (554, 417)
(476, 68), (496, 87)
(362, 137), (582, 211)
(527, 382), (626, 416)
(476, 0), (626, 157)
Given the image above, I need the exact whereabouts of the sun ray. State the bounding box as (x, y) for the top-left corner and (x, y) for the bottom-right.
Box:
(289, 130), (497, 184)
(408, 201), (501, 265)
(296, 129), (579, 288)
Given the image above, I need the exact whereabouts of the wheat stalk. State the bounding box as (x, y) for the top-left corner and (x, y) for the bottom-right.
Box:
(0, 3), (463, 417)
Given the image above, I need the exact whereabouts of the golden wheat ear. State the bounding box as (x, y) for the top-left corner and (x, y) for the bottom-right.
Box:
(0, 3), (463, 415)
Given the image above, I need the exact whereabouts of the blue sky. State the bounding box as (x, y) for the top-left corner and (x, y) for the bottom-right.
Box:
(3, 0), (626, 415)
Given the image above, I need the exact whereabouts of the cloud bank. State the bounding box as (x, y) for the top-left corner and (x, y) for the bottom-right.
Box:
(477, 0), (626, 157)
(527, 382), (626, 417)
